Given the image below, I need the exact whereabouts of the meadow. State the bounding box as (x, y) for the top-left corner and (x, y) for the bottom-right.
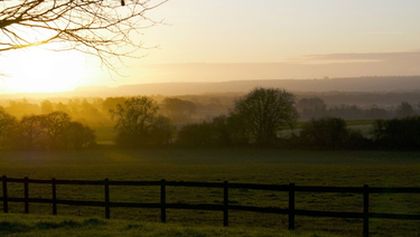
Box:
(0, 148), (419, 236)
(0, 213), (338, 237)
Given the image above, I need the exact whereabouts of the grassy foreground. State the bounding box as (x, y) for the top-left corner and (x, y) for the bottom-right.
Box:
(0, 148), (419, 236)
(0, 214), (338, 237)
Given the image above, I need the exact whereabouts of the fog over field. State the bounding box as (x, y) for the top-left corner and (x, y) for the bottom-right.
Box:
(2, 76), (420, 99)
(59, 75), (420, 96)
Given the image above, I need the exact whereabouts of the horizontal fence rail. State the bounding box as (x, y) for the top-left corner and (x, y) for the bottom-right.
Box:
(1, 176), (420, 237)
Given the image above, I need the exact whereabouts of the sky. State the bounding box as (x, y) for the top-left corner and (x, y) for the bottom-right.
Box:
(1, 0), (420, 92)
(141, 0), (420, 63)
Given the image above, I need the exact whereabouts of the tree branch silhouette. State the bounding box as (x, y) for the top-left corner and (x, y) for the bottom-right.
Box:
(0, 0), (167, 69)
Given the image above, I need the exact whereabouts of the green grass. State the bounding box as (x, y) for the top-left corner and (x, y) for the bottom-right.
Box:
(0, 148), (419, 236)
(0, 214), (340, 237)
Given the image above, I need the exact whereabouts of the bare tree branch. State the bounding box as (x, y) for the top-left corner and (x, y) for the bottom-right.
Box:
(0, 0), (167, 70)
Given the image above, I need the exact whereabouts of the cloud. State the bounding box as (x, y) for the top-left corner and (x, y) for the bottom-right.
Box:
(303, 51), (420, 64)
(366, 31), (404, 35)
(126, 51), (420, 83)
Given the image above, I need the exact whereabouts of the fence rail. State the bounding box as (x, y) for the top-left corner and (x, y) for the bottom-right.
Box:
(1, 175), (420, 237)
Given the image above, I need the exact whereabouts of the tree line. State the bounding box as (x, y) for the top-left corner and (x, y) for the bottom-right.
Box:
(0, 110), (95, 150)
(2, 93), (419, 128)
(298, 97), (419, 120)
(2, 88), (420, 150)
(110, 88), (420, 150)
(0, 97), (215, 127)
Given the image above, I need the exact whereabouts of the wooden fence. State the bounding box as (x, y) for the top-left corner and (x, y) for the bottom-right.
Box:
(1, 175), (420, 237)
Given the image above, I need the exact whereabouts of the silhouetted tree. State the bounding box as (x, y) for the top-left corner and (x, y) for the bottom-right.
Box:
(365, 106), (390, 119)
(42, 112), (72, 149)
(395, 102), (416, 118)
(5, 99), (40, 118)
(63, 122), (96, 149)
(55, 103), (69, 114)
(111, 96), (174, 147)
(103, 97), (128, 115)
(16, 112), (95, 150)
(233, 88), (298, 145)
(327, 105), (365, 120)
(161, 98), (197, 124)
(18, 115), (48, 150)
(41, 100), (54, 114)
(0, 108), (18, 149)
(148, 116), (175, 145)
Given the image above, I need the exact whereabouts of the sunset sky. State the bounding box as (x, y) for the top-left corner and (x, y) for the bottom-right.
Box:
(1, 0), (420, 93)
(143, 0), (420, 63)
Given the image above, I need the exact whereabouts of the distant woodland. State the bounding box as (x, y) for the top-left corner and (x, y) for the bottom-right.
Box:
(19, 76), (420, 98)
(1, 91), (420, 125)
(2, 88), (420, 150)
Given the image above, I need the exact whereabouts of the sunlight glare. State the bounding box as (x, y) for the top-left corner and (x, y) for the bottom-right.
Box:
(0, 47), (88, 93)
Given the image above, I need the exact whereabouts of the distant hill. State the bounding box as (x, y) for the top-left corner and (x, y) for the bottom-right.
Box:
(72, 76), (420, 97)
(2, 76), (420, 99)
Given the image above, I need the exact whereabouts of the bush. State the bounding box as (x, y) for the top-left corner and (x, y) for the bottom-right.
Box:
(148, 116), (175, 146)
(176, 118), (227, 146)
(176, 122), (215, 146)
(299, 118), (348, 149)
(175, 114), (251, 147)
(298, 118), (369, 149)
(373, 117), (420, 149)
(62, 122), (96, 149)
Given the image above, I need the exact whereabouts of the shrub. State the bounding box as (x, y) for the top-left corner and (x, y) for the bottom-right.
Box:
(176, 115), (243, 147)
(298, 118), (369, 149)
(373, 117), (420, 149)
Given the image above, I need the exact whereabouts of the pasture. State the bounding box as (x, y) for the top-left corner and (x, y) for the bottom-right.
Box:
(0, 214), (338, 237)
(0, 148), (419, 236)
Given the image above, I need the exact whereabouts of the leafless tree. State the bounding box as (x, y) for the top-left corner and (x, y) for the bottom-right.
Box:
(0, 0), (167, 68)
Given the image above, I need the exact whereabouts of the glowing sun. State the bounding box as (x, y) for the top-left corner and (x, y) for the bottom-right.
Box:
(1, 47), (88, 93)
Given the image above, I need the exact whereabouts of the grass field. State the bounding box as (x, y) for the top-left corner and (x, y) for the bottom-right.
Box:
(0, 213), (341, 237)
(0, 148), (419, 236)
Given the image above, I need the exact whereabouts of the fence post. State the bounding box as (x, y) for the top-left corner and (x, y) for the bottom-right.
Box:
(24, 177), (29, 214)
(363, 184), (369, 237)
(2, 175), (8, 213)
(52, 178), (57, 215)
(288, 183), (295, 230)
(223, 181), (229, 227)
(104, 178), (110, 219)
(160, 179), (166, 223)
